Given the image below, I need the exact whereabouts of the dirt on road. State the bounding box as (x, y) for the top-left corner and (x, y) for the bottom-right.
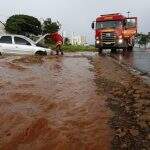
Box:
(91, 55), (150, 150)
(0, 53), (149, 150)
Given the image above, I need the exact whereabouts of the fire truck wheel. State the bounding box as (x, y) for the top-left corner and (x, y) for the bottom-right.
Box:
(123, 48), (127, 52)
(98, 48), (103, 54)
(127, 46), (133, 51)
(111, 48), (117, 53)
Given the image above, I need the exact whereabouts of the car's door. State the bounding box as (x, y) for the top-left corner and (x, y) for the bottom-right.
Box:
(0, 36), (15, 54)
(13, 36), (36, 54)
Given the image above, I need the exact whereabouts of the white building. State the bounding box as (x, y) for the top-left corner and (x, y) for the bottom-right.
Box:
(147, 43), (150, 48)
(70, 32), (86, 45)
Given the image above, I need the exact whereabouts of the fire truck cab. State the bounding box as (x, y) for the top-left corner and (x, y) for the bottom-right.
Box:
(91, 13), (137, 53)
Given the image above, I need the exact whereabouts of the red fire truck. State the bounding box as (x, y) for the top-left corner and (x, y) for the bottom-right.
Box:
(91, 13), (137, 53)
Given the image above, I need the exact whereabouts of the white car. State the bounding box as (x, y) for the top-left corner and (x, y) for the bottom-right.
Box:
(0, 34), (52, 55)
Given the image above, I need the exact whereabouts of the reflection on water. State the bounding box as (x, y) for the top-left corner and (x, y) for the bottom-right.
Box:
(115, 48), (150, 76)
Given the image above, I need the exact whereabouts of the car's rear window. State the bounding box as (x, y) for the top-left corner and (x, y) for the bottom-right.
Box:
(0, 36), (12, 44)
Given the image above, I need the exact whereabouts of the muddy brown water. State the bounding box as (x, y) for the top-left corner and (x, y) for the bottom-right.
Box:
(0, 54), (111, 150)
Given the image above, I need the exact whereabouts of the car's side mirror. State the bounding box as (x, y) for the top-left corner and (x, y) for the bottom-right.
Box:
(91, 22), (95, 29)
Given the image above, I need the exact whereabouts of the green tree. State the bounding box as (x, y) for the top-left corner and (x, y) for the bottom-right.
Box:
(138, 34), (149, 49)
(64, 37), (71, 45)
(42, 18), (60, 34)
(5, 15), (42, 36)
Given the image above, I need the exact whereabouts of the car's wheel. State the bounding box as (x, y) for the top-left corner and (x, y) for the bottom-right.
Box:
(0, 52), (2, 56)
(35, 51), (47, 56)
(127, 46), (133, 51)
(111, 48), (117, 53)
(98, 48), (103, 54)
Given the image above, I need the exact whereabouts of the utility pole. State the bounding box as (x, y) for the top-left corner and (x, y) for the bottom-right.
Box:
(127, 11), (131, 18)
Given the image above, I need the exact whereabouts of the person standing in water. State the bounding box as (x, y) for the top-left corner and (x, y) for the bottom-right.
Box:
(49, 32), (64, 55)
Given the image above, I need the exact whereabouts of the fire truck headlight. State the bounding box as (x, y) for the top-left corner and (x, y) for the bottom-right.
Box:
(119, 35), (122, 39)
(96, 37), (99, 40)
(118, 39), (123, 44)
(96, 40), (100, 44)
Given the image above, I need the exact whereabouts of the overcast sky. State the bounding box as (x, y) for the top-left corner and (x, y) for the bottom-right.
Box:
(0, 0), (150, 43)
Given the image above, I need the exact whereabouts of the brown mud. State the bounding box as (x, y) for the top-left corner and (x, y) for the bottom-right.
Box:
(0, 53), (149, 150)
(0, 54), (111, 150)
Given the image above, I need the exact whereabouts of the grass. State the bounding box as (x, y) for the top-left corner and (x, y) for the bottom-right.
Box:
(48, 44), (96, 52)
(62, 45), (96, 52)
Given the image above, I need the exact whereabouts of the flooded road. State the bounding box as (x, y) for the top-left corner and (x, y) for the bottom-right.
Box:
(0, 53), (149, 150)
(0, 55), (111, 150)
(113, 48), (150, 76)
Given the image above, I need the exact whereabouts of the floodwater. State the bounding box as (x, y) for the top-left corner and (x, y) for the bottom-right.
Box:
(114, 48), (150, 76)
(0, 55), (111, 150)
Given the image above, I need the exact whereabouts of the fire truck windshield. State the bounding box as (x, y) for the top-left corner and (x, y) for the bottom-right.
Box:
(96, 21), (122, 29)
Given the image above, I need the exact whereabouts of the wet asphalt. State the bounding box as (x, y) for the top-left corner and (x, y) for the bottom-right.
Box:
(113, 48), (150, 77)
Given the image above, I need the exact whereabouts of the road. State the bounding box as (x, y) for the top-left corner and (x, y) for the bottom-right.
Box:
(113, 48), (150, 77)
(0, 52), (149, 150)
